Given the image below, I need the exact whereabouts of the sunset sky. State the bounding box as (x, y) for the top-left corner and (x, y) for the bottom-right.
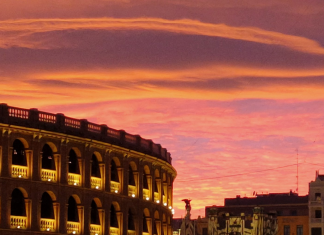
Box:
(1, 0), (324, 218)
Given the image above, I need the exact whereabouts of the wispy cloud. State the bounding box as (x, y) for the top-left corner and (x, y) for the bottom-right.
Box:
(1, 18), (324, 55)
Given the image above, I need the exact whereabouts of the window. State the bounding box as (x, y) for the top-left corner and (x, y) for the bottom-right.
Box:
(284, 225), (290, 235)
(297, 225), (303, 235)
(315, 193), (321, 201)
(91, 154), (100, 178)
(110, 204), (118, 228)
(42, 144), (55, 170)
(315, 209), (322, 218)
(311, 228), (321, 235)
(203, 228), (208, 235)
(290, 210), (297, 216)
(12, 139), (26, 166)
(90, 200), (100, 225)
(67, 196), (79, 222)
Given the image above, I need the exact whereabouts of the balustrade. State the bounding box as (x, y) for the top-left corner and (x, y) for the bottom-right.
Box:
(67, 221), (80, 234)
(91, 177), (102, 190)
(111, 181), (120, 193)
(39, 112), (56, 123)
(9, 107), (29, 119)
(68, 173), (81, 186)
(41, 169), (57, 182)
(311, 218), (322, 223)
(10, 216), (27, 229)
(127, 230), (136, 235)
(40, 218), (56, 232)
(128, 185), (136, 197)
(110, 227), (119, 235)
(12, 165), (28, 179)
(90, 224), (101, 235)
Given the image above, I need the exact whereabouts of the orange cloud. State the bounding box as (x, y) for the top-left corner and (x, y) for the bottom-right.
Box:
(1, 18), (324, 55)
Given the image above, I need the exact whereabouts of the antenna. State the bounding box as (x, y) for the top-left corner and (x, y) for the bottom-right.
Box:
(296, 148), (299, 194)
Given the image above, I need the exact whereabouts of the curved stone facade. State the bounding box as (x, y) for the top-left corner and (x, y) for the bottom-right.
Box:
(0, 104), (176, 235)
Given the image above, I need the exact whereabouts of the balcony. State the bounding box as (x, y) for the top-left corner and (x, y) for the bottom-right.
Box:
(40, 218), (56, 232)
(91, 177), (102, 190)
(110, 227), (119, 235)
(154, 192), (160, 203)
(41, 169), (57, 182)
(10, 215), (27, 229)
(90, 224), (101, 235)
(128, 230), (136, 235)
(12, 165), (28, 179)
(310, 200), (323, 206)
(143, 189), (150, 200)
(111, 181), (120, 193)
(67, 221), (80, 234)
(68, 173), (81, 186)
(311, 218), (322, 223)
(128, 185), (136, 197)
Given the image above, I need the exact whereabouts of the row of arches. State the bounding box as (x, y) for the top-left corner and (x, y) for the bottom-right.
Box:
(9, 187), (171, 234)
(9, 139), (173, 205)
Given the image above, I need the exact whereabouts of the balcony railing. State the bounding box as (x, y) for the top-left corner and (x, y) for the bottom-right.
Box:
(10, 215), (27, 229)
(128, 185), (136, 197)
(91, 177), (102, 190)
(110, 227), (119, 235)
(41, 169), (57, 182)
(143, 189), (150, 200)
(90, 224), (101, 235)
(68, 173), (81, 186)
(311, 218), (322, 223)
(154, 192), (160, 203)
(40, 218), (56, 232)
(12, 165), (28, 179)
(111, 181), (120, 193)
(67, 221), (80, 234)
(309, 200), (323, 206)
(128, 230), (136, 235)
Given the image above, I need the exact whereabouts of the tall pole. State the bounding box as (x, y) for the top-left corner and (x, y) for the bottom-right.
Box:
(296, 148), (299, 194)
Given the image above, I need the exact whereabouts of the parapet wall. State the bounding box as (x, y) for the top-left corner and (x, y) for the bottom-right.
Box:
(0, 103), (171, 164)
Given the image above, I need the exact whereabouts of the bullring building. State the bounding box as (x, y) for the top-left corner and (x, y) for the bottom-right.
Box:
(0, 104), (176, 235)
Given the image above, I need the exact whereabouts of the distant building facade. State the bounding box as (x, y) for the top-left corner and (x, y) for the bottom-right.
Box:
(308, 171), (324, 235)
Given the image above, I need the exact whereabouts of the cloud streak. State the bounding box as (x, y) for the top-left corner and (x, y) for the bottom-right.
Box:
(1, 18), (324, 55)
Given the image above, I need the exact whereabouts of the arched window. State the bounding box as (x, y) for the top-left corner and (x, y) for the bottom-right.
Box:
(128, 162), (138, 197)
(12, 139), (26, 166)
(11, 189), (26, 216)
(143, 172), (149, 189)
(67, 196), (82, 234)
(91, 154), (100, 178)
(68, 149), (81, 186)
(42, 144), (55, 170)
(68, 149), (79, 174)
(41, 192), (54, 219)
(129, 166), (135, 186)
(111, 160), (119, 182)
(67, 196), (79, 222)
(91, 200), (100, 225)
(143, 213), (149, 233)
(110, 204), (118, 228)
(128, 209), (135, 231)
(10, 188), (28, 229)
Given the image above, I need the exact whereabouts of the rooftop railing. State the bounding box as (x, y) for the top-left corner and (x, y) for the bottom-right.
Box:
(0, 104), (172, 164)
